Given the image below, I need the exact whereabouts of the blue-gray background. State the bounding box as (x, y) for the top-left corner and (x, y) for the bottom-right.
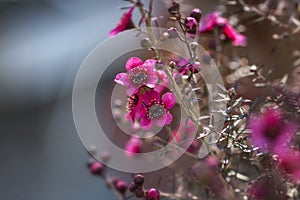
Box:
(0, 0), (130, 199)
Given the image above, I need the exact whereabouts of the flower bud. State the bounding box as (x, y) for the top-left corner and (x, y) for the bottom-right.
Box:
(184, 17), (197, 34)
(168, 1), (180, 15)
(135, 188), (145, 198)
(145, 188), (160, 200)
(167, 27), (178, 38)
(129, 182), (139, 193)
(190, 8), (202, 22)
(141, 38), (152, 48)
(133, 174), (145, 186)
(89, 162), (103, 175)
(115, 181), (128, 194)
(169, 61), (177, 68)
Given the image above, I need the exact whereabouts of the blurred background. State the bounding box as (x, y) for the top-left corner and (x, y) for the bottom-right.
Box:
(0, 0), (130, 199)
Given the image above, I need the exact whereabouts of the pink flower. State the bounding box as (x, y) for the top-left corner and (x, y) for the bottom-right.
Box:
(125, 93), (145, 125)
(199, 12), (220, 33)
(277, 150), (300, 183)
(125, 136), (142, 157)
(199, 12), (246, 47)
(139, 90), (176, 129)
(114, 57), (158, 96)
(222, 24), (247, 47)
(109, 5), (135, 37)
(249, 109), (295, 153)
(249, 176), (286, 200)
(177, 58), (201, 74)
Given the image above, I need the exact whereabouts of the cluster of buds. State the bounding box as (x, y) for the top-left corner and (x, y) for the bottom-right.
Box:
(129, 174), (160, 200)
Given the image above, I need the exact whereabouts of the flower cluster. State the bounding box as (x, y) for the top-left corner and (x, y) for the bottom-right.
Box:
(115, 57), (176, 130)
(199, 12), (246, 47)
(128, 174), (160, 200)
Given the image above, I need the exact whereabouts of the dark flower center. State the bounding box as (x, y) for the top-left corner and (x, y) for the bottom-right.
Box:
(132, 72), (147, 85)
(264, 125), (281, 140)
(129, 68), (148, 85)
(148, 104), (164, 119)
(127, 94), (139, 111)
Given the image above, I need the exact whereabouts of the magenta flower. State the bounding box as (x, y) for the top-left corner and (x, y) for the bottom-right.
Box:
(139, 90), (176, 129)
(199, 12), (220, 33)
(222, 23), (247, 47)
(199, 12), (246, 47)
(125, 93), (145, 125)
(249, 176), (286, 200)
(177, 58), (201, 74)
(109, 5), (135, 37)
(249, 109), (295, 152)
(114, 57), (158, 96)
(277, 150), (300, 183)
(124, 136), (142, 157)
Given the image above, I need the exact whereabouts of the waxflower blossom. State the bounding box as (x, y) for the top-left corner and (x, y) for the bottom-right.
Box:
(125, 93), (144, 125)
(222, 23), (247, 47)
(249, 176), (286, 200)
(249, 109), (295, 152)
(124, 136), (143, 157)
(138, 90), (176, 129)
(199, 12), (246, 46)
(277, 150), (300, 183)
(109, 5), (135, 36)
(177, 58), (201, 74)
(114, 57), (158, 96)
(199, 12), (220, 33)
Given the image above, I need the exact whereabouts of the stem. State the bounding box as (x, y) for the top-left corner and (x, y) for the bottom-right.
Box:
(152, 134), (199, 160)
(163, 66), (200, 126)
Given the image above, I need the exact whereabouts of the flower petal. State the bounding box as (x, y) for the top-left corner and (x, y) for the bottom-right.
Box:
(109, 6), (135, 37)
(199, 12), (218, 33)
(114, 73), (130, 86)
(146, 74), (158, 88)
(232, 34), (247, 47)
(126, 57), (143, 71)
(140, 117), (152, 130)
(126, 85), (139, 96)
(165, 112), (173, 125)
(143, 90), (160, 105)
(155, 111), (167, 127)
(143, 59), (156, 68)
(162, 92), (176, 109)
(125, 111), (135, 125)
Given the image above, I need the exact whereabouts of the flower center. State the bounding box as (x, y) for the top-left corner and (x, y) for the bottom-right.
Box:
(264, 126), (281, 140)
(148, 104), (164, 119)
(129, 67), (148, 85)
